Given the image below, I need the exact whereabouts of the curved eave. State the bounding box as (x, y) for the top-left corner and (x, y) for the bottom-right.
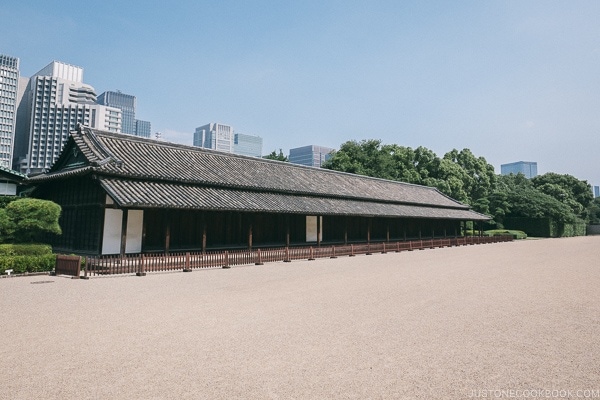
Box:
(27, 166), (95, 182)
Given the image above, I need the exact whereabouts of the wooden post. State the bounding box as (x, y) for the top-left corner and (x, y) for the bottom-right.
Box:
(349, 244), (355, 257)
(137, 253), (146, 276)
(285, 215), (290, 247)
(248, 223), (253, 250)
(284, 246), (291, 262)
(202, 220), (207, 254)
(344, 217), (348, 245)
(308, 247), (315, 261)
(183, 252), (192, 272)
(317, 216), (321, 247)
(367, 219), (372, 244)
(165, 211), (171, 255)
(83, 256), (89, 279)
(222, 251), (230, 268)
(330, 246), (337, 259)
(255, 248), (264, 265)
(386, 223), (390, 243)
(120, 209), (129, 257)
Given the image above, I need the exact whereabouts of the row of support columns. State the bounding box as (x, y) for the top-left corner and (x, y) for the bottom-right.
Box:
(120, 209), (485, 257)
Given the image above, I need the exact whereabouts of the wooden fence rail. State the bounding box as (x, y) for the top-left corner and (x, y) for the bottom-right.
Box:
(82, 236), (513, 277)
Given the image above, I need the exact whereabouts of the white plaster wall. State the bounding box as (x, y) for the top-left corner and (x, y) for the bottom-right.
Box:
(125, 210), (144, 253)
(306, 216), (323, 242)
(101, 208), (122, 255)
(0, 182), (17, 195)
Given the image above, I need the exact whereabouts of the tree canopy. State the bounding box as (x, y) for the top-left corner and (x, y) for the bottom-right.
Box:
(1, 198), (62, 243)
(323, 139), (592, 229)
(263, 149), (288, 162)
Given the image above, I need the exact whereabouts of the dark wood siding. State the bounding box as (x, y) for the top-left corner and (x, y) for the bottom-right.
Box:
(35, 177), (105, 254)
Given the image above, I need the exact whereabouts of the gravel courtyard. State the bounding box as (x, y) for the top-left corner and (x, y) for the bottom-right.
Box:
(1, 237), (599, 399)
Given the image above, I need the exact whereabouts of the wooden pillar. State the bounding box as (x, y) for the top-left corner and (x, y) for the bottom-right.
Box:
(344, 217), (348, 245)
(165, 210), (171, 255)
(285, 215), (290, 247)
(403, 225), (407, 241)
(226, 212), (232, 246)
(317, 215), (321, 247)
(202, 213), (207, 254)
(120, 209), (129, 257)
(386, 222), (390, 242)
(248, 222), (253, 250)
(367, 218), (372, 244)
(418, 221), (422, 240)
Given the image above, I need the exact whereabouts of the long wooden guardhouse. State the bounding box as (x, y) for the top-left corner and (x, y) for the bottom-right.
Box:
(30, 126), (490, 257)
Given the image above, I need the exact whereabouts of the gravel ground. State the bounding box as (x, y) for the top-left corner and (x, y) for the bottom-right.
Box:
(1, 237), (599, 399)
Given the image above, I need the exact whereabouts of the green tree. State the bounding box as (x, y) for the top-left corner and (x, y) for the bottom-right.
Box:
(488, 174), (578, 227)
(263, 149), (288, 162)
(587, 197), (600, 224)
(443, 148), (496, 207)
(5, 198), (62, 243)
(531, 173), (593, 220)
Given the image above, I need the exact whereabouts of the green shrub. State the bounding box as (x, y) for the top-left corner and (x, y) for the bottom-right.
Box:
(484, 229), (527, 239)
(0, 243), (53, 256)
(4, 198), (61, 243)
(0, 254), (56, 274)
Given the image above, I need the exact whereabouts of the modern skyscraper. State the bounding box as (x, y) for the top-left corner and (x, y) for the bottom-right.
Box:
(194, 123), (233, 153)
(594, 185), (599, 198)
(0, 54), (20, 169)
(233, 133), (262, 157)
(500, 161), (538, 178)
(289, 145), (334, 167)
(135, 119), (151, 138)
(13, 61), (122, 174)
(97, 91), (136, 134)
(98, 90), (152, 138)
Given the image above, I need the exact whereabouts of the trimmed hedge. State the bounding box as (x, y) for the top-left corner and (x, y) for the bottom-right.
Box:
(0, 243), (53, 256)
(0, 254), (56, 274)
(484, 229), (527, 240)
(0, 244), (55, 275)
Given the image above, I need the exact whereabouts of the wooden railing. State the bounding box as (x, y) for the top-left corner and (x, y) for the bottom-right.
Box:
(82, 235), (513, 277)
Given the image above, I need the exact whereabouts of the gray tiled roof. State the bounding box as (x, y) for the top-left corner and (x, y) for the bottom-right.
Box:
(33, 127), (490, 220)
(100, 178), (485, 220)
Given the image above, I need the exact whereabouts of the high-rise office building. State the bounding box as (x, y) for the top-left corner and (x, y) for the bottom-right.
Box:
(233, 133), (262, 157)
(98, 90), (152, 138)
(500, 161), (538, 179)
(594, 186), (599, 198)
(97, 91), (136, 134)
(13, 61), (122, 174)
(135, 119), (151, 138)
(193, 123), (233, 153)
(0, 54), (20, 169)
(289, 145), (334, 168)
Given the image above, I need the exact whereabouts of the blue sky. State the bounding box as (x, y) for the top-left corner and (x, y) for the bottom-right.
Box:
(2, 1), (599, 185)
